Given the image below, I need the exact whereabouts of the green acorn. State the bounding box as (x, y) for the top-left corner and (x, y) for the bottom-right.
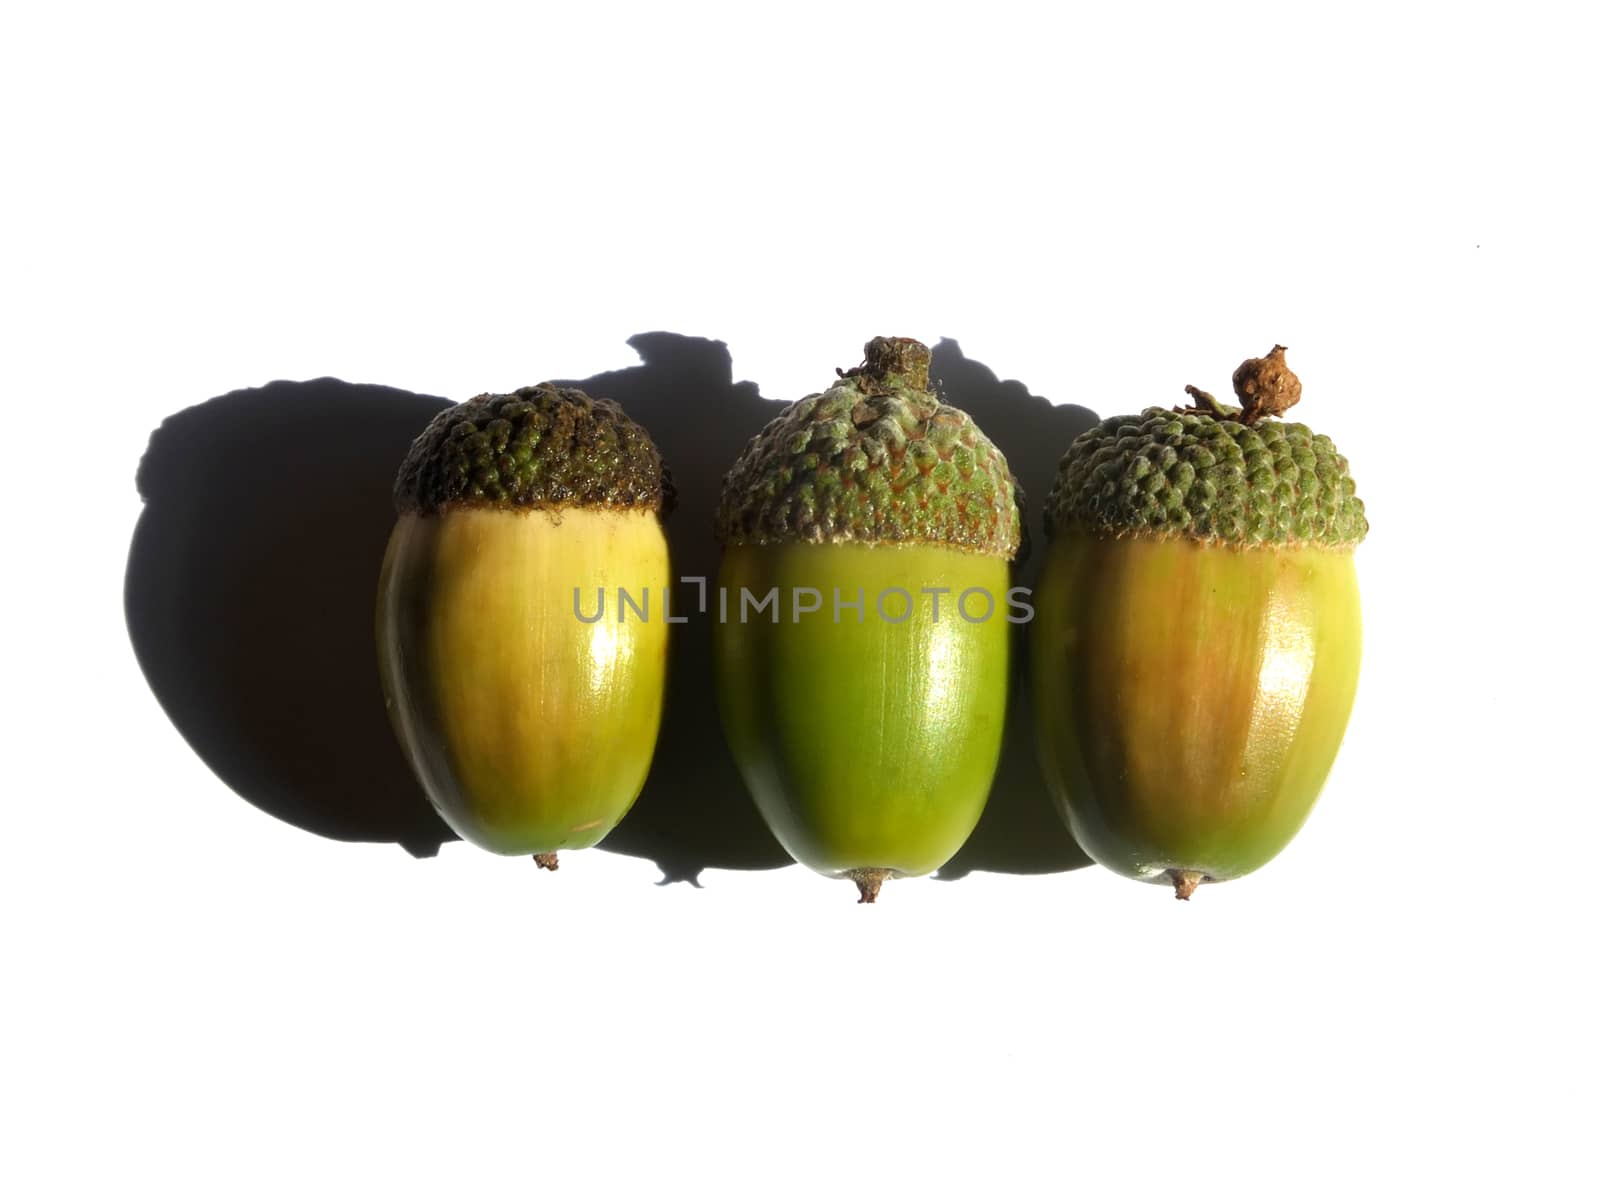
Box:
(376, 385), (673, 867)
(714, 337), (1024, 902)
(1032, 346), (1367, 899)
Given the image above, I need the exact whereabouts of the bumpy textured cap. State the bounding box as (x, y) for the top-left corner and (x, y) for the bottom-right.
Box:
(394, 384), (672, 516)
(1045, 407), (1368, 548)
(715, 337), (1022, 559)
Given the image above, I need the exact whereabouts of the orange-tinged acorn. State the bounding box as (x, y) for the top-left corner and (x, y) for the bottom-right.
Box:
(1031, 347), (1367, 899)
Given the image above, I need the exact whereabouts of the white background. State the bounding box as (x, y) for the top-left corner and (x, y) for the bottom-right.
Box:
(5, 2), (1596, 1196)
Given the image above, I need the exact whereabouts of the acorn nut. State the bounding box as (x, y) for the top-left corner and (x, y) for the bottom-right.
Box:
(1032, 347), (1367, 899)
(376, 384), (673, 867)
(714, 337), (1024, 902)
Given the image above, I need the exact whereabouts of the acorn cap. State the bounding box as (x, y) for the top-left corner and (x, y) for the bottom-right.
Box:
(716, 337), (1023, 559)
(394, 384), (673, 517)
(1043, 346), (1367, 549)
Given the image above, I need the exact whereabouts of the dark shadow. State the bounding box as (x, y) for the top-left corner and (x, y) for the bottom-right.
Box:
(560, 334), (791, 882)
(928, 339), (1100, 878)
(125, 379), (456, 856)
(123, 337), (1100, 883)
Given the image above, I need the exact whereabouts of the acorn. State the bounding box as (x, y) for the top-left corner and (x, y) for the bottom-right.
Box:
(376, 384), (673, 867)
(1032, 346), (1367, 900)
(714, 337), (1024, 902)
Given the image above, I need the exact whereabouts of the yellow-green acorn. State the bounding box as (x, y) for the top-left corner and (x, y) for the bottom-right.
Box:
(1032, 346), (1367, 900)
(714, 337), (1024, 902)
(376, 385), (673, 868)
